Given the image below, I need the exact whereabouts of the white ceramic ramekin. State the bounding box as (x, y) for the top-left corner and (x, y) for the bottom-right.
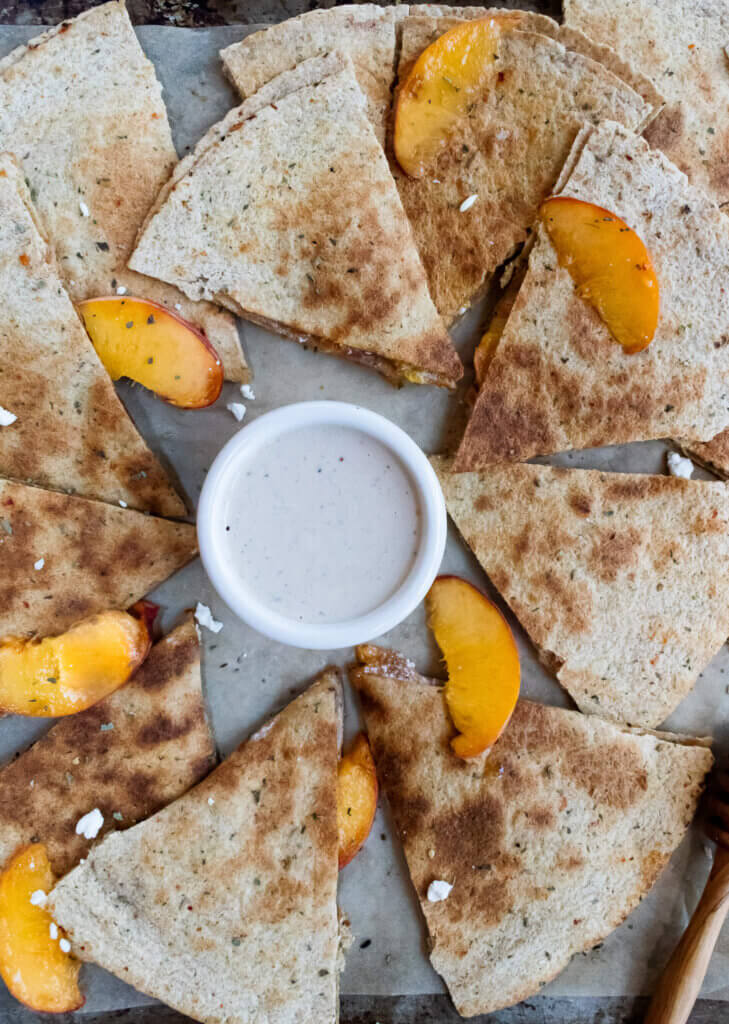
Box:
(197, 400), (446, 649)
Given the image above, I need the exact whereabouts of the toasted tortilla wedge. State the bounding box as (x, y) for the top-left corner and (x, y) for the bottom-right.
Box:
(391, 15), (654, 321)
(130, 54), (460, 387)
(221, 4), (409, 144)
(351, 645), (712, 1017)
(564, 0), (729, 207)
(51, 670), (344, 1024)
(680, 433), (729, 480)
(0, 478), (197, 639)
(0, 617), (215, 877)
(0, 1), (246, 381)
(0, 153), (183, 516)
(456, 121), (729, 468)
(433, 456), (729, 727)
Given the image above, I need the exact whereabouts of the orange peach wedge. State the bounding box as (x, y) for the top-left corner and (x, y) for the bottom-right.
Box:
(394, 14), (522, 177)
(78, 296), (223, 408)
(337, 733), (378, 869)
(0, 844), (82, 1013)
(539, 197), (659, 355)
(0, 610), (150, 716)
(426, 576), (520, 759)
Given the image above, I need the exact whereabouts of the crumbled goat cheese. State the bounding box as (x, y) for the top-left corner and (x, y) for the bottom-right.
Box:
(29, 890), (47, 907)
(118, 499), (128, 508)
(427, 880), (453, 902)
(174, 302), (182, 310)
(116, 285), (127, 295)
(75, 808), (104, 839)
(667, 451), (694, 479)
(0, 406), (17, 427)
(79, 200), (90, 217)
(195, 602), (223, 633)
(227, 402), (246, 422)
(34, 558), (44, 570)
(49, 923), (58, 940)
(208, 797), (215, 806)
(459, 194), (478, 212)
(240, 384), (255, 400)
(59, 938), (71, 953)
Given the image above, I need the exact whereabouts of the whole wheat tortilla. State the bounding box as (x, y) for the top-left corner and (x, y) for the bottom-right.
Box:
(351, 645), (712, 1017)
(51, 671), (344, 1024)
(0, 478), (197, 639)
(0, 617), (215, 877)
(433, 456), (729, 727)
(130, 54), (461, 387)
(221, 4), (409, 144)
(0, 153), (183, 516)
(564, 0), (729, 207)
(391, 16), (654, 322)
(0, 1), (247, 381)
(456, 121), (729, 468)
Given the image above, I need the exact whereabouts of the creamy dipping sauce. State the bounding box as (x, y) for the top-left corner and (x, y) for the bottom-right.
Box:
(220, 424), (421, 624)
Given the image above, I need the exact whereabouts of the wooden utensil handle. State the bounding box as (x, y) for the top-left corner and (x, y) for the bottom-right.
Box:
(645, 851), (729, 1024)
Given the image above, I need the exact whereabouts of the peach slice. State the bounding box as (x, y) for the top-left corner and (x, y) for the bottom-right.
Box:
(337, 733), (378, 869)
(394, 14), (522, 178)
(0, 610), (150, 717)
(474, 264), (526, 387)
(426, 576), (520, 759)
(0, 844), (82, 1013)
(77, 296), (223, 408)
(539, 197), (659, 355)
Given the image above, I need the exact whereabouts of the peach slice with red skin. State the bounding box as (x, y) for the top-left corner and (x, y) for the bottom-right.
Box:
(0, 610), (150, 717)
(394, 14), (522, 178)
(77, 296), (224, 408)
(337, 733), (378, 869)
(538, 197), (659, 355)
(426, 576), (520, 759)
(0, 844), (83, 1013)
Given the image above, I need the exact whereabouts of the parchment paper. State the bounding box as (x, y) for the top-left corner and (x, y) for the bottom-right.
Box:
(0, 19), (728, 1014)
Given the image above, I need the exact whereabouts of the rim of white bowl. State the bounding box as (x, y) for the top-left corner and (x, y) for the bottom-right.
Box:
(197, 400), (447, 650)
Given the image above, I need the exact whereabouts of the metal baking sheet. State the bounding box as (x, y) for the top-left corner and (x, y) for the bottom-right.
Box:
(0, 19), (727, 1015)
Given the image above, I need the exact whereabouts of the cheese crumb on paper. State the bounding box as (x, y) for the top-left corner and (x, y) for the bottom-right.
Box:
(240, 384), (255, 400)
(227, 402), (246, 422)
(59, 938), (71, 953)
(427, 879), (453, 902)
(195, 602), (223, 633)
(0, 406), (17, 426)
(667, 451), (694, 479)
(29, 889), (47, 907)
(34, 558), (44, 571)
(459, 194), (478, 212)
(79, 200), (90, 217)
(75, 808), (104, 839)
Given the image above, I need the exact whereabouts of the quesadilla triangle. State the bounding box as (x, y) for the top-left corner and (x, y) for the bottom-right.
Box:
(564, 0), (729, 207)
(433, 456), (729, 728)
(351, 644), (713, 1018)
(0, 2), (247, 382)
(220, 4), (409, 145)
(0, 617), (215, 877)
(130, 53), (461, 388)
(455, 121), (729, 469)
(0, 153), (183, 516)
(390, 13), (657, 322)
(50, 671), (345, 1024)
(0, 477), (197, 639)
